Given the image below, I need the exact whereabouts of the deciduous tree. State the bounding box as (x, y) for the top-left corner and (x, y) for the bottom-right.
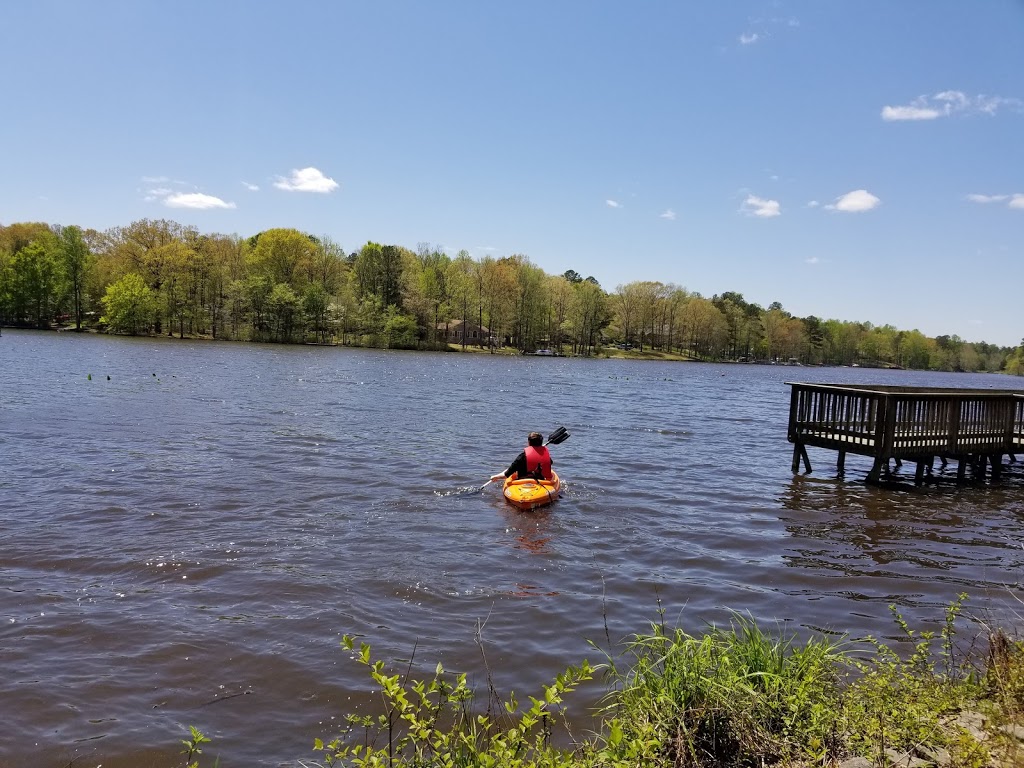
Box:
(100, 273), (155, 335)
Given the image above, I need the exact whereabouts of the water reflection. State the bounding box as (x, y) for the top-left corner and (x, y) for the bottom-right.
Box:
(777, 475), (1024, 613)
(499, 506), (556, 556)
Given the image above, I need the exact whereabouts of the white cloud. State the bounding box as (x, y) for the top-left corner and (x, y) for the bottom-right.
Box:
(274, 167), (339, 193)
(605, 199), (621, 208)
(827, 189), (880, 213)
(975, 95), (1021, 115)
(806, 200), (820, 208)
(970, 192), (1024, 209)
(805, 256), (820, 265)
(165, 192), (236, 210)
(242, 181), (260, 192)
(741, 195), (781, 218)
(881, 104), (941, 121)
(659, 209), (677, 220)
(967, 193), (1008, 204)
(934, 90), (970, 111)
(143, 186), (173, 202)
(882, 90), (1022, 121)
(736, 15), (799, 46)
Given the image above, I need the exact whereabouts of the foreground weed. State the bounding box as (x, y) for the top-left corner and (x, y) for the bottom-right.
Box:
(181, 725), (218, 768)
(593, 611), (847, 767)
(314, 634), (594, 767)
(842, 594), (981, 759)
(987, 627), (1024, 712)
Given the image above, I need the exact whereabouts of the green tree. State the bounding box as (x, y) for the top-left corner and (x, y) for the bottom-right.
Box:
(100, 273), (155, 335)
(403, 244), (450, 345)
(353, 242), (405, 312)
(902, 330), (935, 370)
(247, 228), (318, 289)
(480, 257), (517, 350)
(566, 278), (607, 355)
(225, 278), (249, 339)
(509, 256), (547, 351)
(444, 251), (475, 349)
(303, 283), (333, 343)
(547, 275), (574, 353)
(55, 224), (93, 331)
(562, 269), (583, 284)
(859, 326), (895, 366)
(1005, 339), (1024, 375)
(12, 234), (64, 328)
(382, 308), (418, 349)
(152, 241), (198, 338)
(760, 306), (791, 362)
(611, 281), (645, 346)
(679, 296), (727, 359)
(267, 282), (301, 342)
(104, 219), (197, 334)
(245, 275), (274, 337)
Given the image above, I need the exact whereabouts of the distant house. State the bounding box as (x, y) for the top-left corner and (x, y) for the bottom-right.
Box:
(436, 319), (490, 343)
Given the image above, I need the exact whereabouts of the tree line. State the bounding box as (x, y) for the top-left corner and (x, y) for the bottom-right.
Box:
(1, 218), (1021, 373)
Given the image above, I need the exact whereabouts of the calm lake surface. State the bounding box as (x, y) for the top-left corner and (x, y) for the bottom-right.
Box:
(2, 329), (1023, 767)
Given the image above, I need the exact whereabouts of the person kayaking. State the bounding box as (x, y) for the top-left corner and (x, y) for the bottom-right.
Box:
(489, 431), (554, 484)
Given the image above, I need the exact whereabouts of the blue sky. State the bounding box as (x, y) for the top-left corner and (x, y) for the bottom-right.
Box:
(2, 2), (1022, 346)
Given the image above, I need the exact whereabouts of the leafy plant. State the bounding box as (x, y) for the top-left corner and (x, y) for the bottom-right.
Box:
(841, 594), (980, 760)
(313, 635), (594, 767)
(181, 725), (214, 768)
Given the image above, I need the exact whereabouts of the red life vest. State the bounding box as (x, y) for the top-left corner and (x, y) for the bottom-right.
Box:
(524, 445), (552, 480)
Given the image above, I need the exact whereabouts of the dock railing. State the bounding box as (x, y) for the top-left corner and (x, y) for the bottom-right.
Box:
(788, 383), (1023, 484)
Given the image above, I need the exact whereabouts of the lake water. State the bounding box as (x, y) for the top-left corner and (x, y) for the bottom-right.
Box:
(2, 329), (1022, 767)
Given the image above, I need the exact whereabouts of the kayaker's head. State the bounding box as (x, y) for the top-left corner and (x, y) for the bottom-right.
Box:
(527, 432), (543, 447)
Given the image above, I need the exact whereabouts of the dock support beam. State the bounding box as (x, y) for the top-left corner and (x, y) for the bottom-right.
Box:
(791, 443), (811, 473)
(867, 456), (884, 485)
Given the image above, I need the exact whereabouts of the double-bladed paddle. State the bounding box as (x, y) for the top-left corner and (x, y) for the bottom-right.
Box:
(478, 426), (570, 491)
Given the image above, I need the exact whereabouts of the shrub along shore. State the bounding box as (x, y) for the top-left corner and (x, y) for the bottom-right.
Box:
(180, 598), (1024, 768)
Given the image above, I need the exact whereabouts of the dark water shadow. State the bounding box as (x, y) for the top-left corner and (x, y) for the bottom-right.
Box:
(775, 474), (1024, 638)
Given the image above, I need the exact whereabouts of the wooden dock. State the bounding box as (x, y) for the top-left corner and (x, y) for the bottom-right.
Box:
(787, 382), (1024, 485)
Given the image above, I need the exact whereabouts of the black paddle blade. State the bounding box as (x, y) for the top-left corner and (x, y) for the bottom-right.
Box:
(544, 426), (566, 444)
(546, 428), (570, 445)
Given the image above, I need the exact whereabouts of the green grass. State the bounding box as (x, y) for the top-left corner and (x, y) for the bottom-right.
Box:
(593, 611), (847, 766)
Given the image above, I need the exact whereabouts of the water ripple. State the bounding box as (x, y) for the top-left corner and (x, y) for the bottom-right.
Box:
(1, 330), (1022, 766)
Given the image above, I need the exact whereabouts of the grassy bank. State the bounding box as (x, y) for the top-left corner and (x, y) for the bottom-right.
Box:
(185, 599), (1024, 768)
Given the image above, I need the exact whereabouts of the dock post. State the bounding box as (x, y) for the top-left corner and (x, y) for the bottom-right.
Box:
(791, 443), (811, 473)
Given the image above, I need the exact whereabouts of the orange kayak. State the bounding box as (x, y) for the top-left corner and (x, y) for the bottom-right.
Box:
(502, 471), (561, 511)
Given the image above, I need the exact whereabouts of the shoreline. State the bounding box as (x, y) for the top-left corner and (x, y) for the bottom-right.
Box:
(3, 325), (1020, 375)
